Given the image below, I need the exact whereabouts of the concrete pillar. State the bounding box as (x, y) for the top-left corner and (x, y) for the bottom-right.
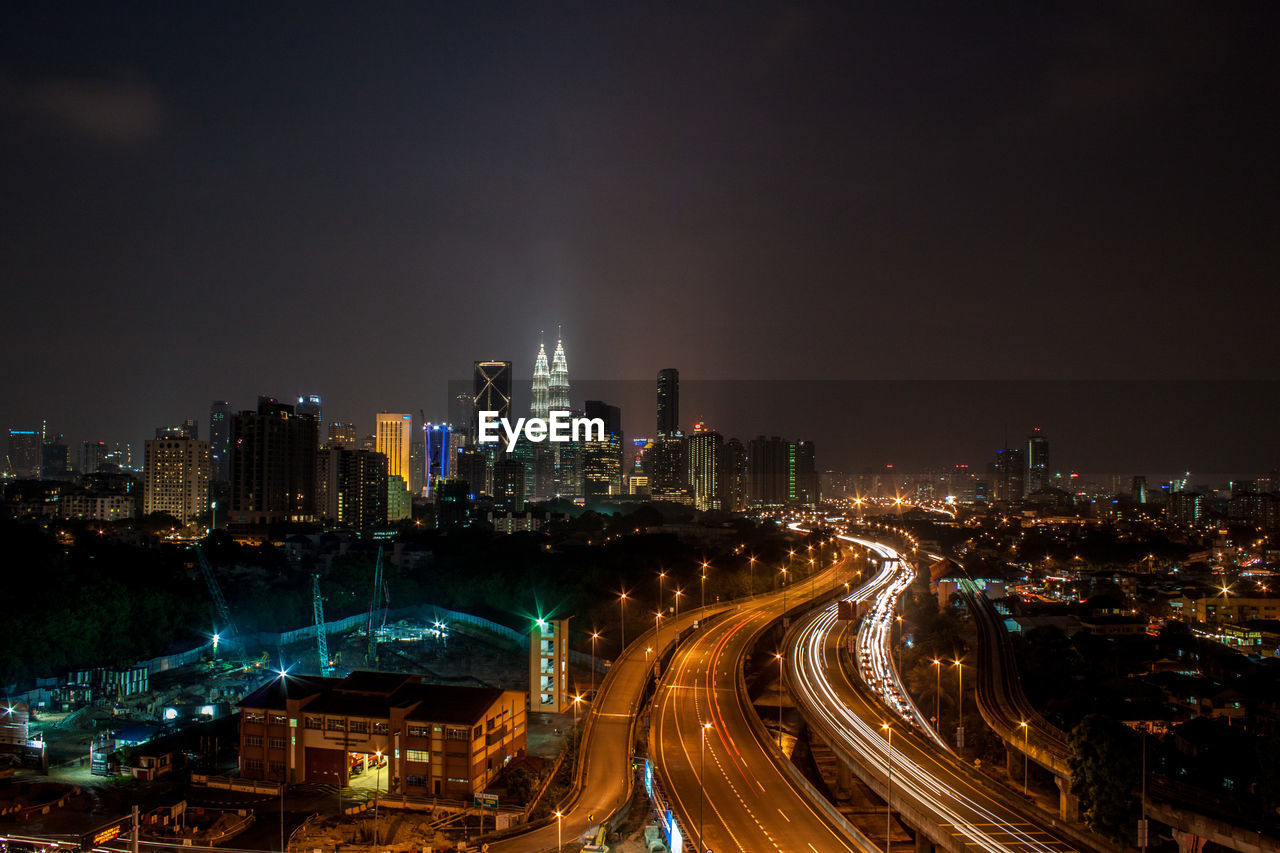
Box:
(914, 830), (932, 852)
(836, 759), (853, 796)
(1055, 775), (1079, 822)
(1171, 830), (1202, 853)
(1003, 741), (1022, 781)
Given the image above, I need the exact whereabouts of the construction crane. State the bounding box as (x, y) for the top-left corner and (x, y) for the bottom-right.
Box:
(366, 545), (388, 665)
(193, 545), (237, 646)
(312, 574), (332, 676)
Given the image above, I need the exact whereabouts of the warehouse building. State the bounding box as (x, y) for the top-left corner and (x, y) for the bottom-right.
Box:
(238, 671), (526, 799)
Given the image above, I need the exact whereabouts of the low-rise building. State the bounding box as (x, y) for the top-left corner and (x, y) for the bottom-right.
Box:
(237, 671), (526, 799)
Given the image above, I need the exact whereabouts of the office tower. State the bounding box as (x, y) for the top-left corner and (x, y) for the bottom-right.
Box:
(326, 422), (357, 448)
(210, 401), (232, 480)
(409, 439), (425, 496)
(423, 423), (454, 497)
(473, 361), (512, 435)
(549, 333), (570, 412)
(531, 339), (551, 421)
(376, 413), (413, 520)
(229, 397), (320, 523)
(7, 429), (41, 478)
(296, 394), (322, 422)
(788, 440), (818, 507)
(1167, 491), (1204, 525)
(143, 434), (211, 524)
(656, 368), (679, 437)
(721, 438), (746, 511)
(81, 441), (107, 475)
(747, 436), (789, 507)
(316, 447), (388, 528)
(582, 400), (623, 504)
(1027, 428), (1049, 494)
(492, 457), (526, 512)
(41, 437), (72, 480)
(687, 426), (723, 511)
(1131, 475), (1148, 504)
(992, 446), (1026, 502)
(450, 393), (474, 438)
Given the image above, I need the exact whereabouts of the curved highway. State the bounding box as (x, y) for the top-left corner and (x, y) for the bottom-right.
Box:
(787, 540), (1091, 853)
(651, 562), (875, 853)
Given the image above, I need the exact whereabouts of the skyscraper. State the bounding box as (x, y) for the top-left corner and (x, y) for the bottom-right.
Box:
(144, 433), (210, 524)
(316, 446), (388, 529)
(7, 429), (40, 478)
(582, 400), (623, 504)
(297, 394), (322, 422)
(229, 397), (319, 524)
(788, 440), (818, 507)
(992, 446), (1026, 502)
(1027, 428), (1049, 494)
(473, 361), (512, 434)
(656, 368), (679, 437)
(721, 437), (746, 511)
(81, 440), (107, 475)
(209, 401), (232, 481)
(687, 426), (723, 511)
(531, 339), (550, 422)
(747, 436), (788, 507)
(376, 412), (413, 520)
(327, 422), (358, 448)
(41, 436), (72, 480)
(549, 332), (570, 413)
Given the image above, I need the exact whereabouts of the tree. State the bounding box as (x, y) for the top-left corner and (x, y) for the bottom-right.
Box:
(1068, 714), (1139, 844)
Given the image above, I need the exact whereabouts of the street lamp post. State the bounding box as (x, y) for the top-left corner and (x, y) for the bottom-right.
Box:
(954, 658), (964, 749)
(896, 615), (903, 675)
(932, 659), (941, 734)
(674, 588), (682, 628)
(555, 809), (562, 851)
(618, 591), (629, 654)
(882, 723), (892, 853)
(1019, 720), (1029, 795)
(700, 561), (709, 609)
(700, 721), (712, 851)
(590, 630), (600, 698)
(373, 748), (382, 845)
(774, 652), (785, 746)
(657, 571), (666, 648)
(749, 555), (756, 596)
(279, 777), (285, 853)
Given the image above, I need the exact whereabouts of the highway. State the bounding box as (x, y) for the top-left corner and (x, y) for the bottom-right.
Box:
(787, 538), (1091, 853)
(651, 562), (875, 853)
(488, 601), (732, 853)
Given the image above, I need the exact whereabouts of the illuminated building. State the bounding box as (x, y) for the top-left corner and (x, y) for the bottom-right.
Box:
(992, 445), (1026, 502)
(81, 440), (108, 475)
(409, 439), (425, 495)
(747, 436), (788, 507)
(209, 401), (231, 480)
(229, 397), (319, 524)
(326, 422), (358, 449)
(788, 439), (818, 507)
(376, 412), (413, 520)
(143, 434), (210, 524)
(472, 361), (512, 435)
(237, 670), (526, 798)
(423, 423), (454, 496)
(41, 437), (72, 480)
(656, 368), (679, 436)
(492, 457), (526, 511)
(296, 394), (322, 422)
(687, 425), (723, 511)
(721, 437), (746, 511)
(1131, 475), (1148, 504)
(529, 618), (570, 713)
(1166, 491), (1204, 525)
(549, 333), (570, 412)
(1179, 590), (1280, 625)
(1027, 428), (1049, 493)
(648, 434), (689, 502)
(582, 400), (623, 504)
(531, 338), (550, 421)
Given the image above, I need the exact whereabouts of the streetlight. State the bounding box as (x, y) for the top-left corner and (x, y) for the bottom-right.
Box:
(895, 615), (903, 675)
(954, 658), (964, 748)
(931, 659), (941, 734)
(555, 809), (563, 851)
(590, 630), (601, 698)
(774, 652), (785, 745)
(699, 721), (712, 850)
(700, 561), (709, 609)
(573, 693), (582, 727)
(1019, 720), (1029, 795)
(657, 570), (667, 648)
(882, 722), (892, 853)
(748, 555), (756, 595)
(673, 588), (683, 628)
(618, 590), (629, 653)
(780, 567), (789, 616)
(373, 748), (382, 845)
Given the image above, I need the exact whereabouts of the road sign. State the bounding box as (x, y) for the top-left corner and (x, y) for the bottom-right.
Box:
(474, 792), (499, 810)
(81, 815), (132, 851)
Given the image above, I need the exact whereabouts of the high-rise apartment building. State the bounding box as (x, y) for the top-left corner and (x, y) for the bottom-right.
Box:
(143, 434), (211, 524)
(316, 447), (388, 529)
(41, 437), (72, 480)
(992, 446), (1026, 502)
(229, 397), (320, 524)
(747, 436), (789, 507)
(409, 439), (425, 496)
(721, 438), (746, 511)
(788, 440), (818, 507)
(81, 441), (108, 475)
(209, 401), (232, 480)
(687, 426), (723, 511)
(656, 368), (679, 437)
(7, 429), (40, 478)
(1027, 429), (1049, 494)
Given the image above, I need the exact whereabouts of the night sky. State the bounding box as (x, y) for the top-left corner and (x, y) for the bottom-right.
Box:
(2, 4), (1277, 473)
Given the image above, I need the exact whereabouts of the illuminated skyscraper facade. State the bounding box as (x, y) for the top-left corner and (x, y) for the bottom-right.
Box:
(376, 412), (413, 520)
(1027, 428), (1049, 494)
(687, 426), (723, 511)
(209, 401), (231, 481)
(144, 435), (210, 524)
(656, 368), (679, 437)
(472, 361), (512, 434)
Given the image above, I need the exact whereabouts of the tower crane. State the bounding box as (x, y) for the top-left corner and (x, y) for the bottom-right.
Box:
(193, 545), (237, 646)
(366, 545), (388, 664)
(312, 574), (332, 676)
